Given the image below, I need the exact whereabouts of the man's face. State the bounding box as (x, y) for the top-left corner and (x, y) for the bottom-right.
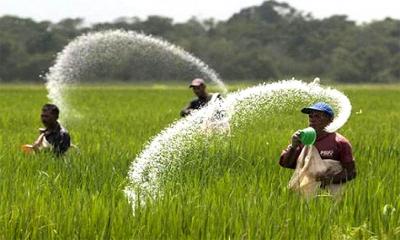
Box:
(41, 110), (57, 128)
(191, 84), (206, 97)
(308, 110), (332, 131)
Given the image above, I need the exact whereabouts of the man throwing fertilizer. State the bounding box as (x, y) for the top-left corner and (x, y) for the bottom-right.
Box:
(23, 104), (71, 156)
(279, 102), (356, 190)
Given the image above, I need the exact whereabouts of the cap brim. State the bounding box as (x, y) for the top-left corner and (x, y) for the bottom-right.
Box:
(301, 107), (333, 117)
(301, 107), (315, 114)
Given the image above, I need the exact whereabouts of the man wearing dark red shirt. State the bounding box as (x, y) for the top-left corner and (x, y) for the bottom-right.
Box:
(280, 102), (356, 187)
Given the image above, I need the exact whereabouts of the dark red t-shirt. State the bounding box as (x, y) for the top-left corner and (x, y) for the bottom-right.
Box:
(279, 132), (354, 169)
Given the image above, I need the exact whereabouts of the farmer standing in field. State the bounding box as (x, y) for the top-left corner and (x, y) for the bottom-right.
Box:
(28, 104), (71, 155)
(180, 78), (221, 117)
(279, 102), (356, 188)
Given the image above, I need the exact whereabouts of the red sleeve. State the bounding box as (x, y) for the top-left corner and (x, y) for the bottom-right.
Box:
(338, 138), (354, 164)
(279, 145), (302, 169)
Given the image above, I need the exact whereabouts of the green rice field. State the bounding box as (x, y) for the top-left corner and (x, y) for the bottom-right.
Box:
(0, 84), (399, 239)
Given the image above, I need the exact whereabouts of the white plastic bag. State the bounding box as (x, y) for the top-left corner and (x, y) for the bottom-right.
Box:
(201, 93), (231, 135)
(288, 145), (343, 198)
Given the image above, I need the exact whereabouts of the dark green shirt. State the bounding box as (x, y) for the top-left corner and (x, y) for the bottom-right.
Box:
(180, 93), (221, 117)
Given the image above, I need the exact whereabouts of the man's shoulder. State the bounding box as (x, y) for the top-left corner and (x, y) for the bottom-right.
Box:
(208, 93), (223, 102)
(59, 125), (70, 136)
(210, 92), (222, 98)
(334, 132), (352, 145)
(190, 97), (201, 104)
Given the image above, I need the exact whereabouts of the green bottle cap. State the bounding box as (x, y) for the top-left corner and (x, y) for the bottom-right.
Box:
(299, 127), (316, 145)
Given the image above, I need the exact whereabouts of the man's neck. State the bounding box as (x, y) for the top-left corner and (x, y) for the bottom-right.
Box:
(316, 130), (330, 139)
(198, 93), (209, 100)
(46, 122), (59, 132)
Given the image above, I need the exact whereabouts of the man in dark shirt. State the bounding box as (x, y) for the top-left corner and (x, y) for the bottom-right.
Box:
(32, 104), (71, 155)
(279, 102), (356, 187)
(180, 78), (220, 117)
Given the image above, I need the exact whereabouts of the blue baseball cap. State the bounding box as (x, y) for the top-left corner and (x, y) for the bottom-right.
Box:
(301, 102), (334, 118)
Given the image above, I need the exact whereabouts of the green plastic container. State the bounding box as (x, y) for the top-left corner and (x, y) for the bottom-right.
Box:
(299, 127), (316, 145)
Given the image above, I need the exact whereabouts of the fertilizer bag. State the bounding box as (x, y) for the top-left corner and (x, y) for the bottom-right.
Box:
(288, 145), (343, 198)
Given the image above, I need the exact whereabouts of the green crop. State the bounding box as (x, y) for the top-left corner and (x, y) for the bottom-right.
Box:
(0, 85), (398, 239)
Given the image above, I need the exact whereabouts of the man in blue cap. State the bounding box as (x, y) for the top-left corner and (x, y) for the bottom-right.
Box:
(279, 102), (356, 187)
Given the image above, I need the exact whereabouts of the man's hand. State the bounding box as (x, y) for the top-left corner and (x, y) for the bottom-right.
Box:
(180, 109), (193, 117)
(32, 133), (45, 151)
(32, 142), (41, 151)
(291, 130), (302, 147)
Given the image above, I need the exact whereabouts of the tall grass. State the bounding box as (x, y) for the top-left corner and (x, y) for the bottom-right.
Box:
(0, 85), (398, 239)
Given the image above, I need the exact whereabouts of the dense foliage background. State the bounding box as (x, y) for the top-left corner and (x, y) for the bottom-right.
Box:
(0, 0), (399, 83)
